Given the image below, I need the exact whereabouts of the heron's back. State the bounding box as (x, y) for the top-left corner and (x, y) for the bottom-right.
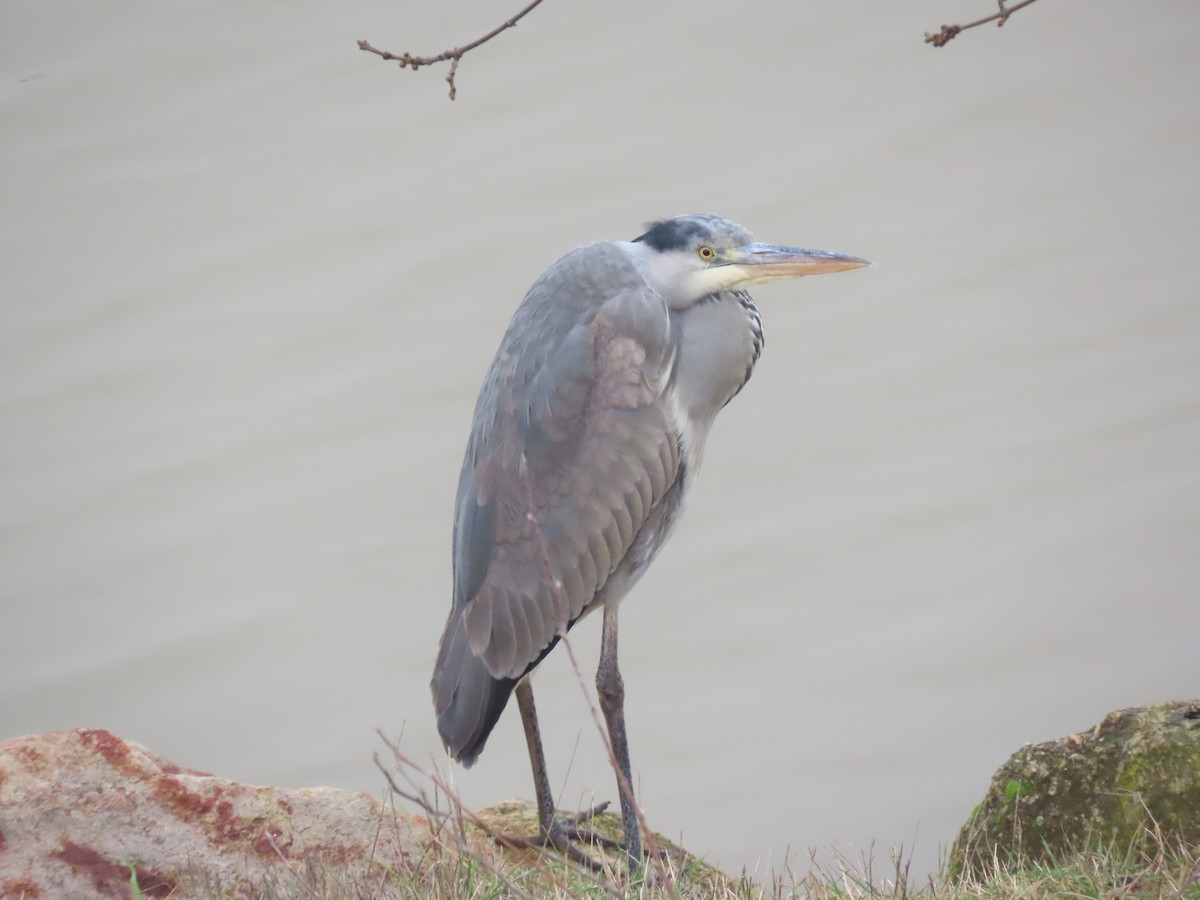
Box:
(431, 241), (686, 764)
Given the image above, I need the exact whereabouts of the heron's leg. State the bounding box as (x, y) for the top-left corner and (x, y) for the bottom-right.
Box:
(514, 677), (557, 836)
(512, 678), (616, 868)
(596, 603), (643, 868)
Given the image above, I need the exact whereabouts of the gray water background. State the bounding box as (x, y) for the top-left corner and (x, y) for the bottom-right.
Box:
(2, 0), (1198, 879)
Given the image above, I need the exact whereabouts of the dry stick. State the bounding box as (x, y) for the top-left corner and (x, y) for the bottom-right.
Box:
(925, 0), (1041, 47)
(376, 734), (623, 899)
(521, 486), (678, 895)
(409, 743), (621, 900)
(357, 0), (547, 99)
(1168, 858), (1200, 900)
(261, 832), (320, 899)
(1138, 794), (1200, 900)
(373, 737), (552, 900)
(361, 784), (393, 899)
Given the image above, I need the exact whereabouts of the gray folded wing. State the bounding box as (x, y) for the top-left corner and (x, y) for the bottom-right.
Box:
(431, 243), (681, 764)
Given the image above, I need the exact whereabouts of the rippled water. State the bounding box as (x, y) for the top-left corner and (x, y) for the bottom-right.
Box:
(2, 0), (1198, 879)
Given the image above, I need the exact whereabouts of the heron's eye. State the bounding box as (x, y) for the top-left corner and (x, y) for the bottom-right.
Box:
(697, 245), (716, 261)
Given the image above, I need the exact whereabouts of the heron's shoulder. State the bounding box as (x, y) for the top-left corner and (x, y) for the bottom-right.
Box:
(504, 241), (658, 339)
(539, 240), (647, 291)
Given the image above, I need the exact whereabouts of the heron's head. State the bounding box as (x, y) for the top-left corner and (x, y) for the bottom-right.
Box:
(629, 214), (870, 309)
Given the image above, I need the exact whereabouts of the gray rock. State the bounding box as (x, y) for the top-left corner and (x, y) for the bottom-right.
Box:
(950, 700), (1200, 879)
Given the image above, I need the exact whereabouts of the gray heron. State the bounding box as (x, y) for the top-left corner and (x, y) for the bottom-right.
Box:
(431, 214), (869, 868)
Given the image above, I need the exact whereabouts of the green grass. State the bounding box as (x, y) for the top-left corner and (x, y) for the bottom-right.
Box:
(124, 810), (1199, 900)
(114, 701), (1199, 898)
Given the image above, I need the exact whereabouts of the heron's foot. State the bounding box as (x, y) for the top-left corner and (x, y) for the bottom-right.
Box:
(546, 801), (625, 854)
(494, 801), (628, 872)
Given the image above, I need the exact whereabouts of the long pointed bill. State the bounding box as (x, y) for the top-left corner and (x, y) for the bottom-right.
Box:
(730, 242), (872, 284)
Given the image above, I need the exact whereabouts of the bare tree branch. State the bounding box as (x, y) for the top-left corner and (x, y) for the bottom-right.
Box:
(357, 0), (547, 100)
(925, 0), (1042, 48)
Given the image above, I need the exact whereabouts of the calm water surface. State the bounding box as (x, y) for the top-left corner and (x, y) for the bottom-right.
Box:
(2, 0), (1198, 879)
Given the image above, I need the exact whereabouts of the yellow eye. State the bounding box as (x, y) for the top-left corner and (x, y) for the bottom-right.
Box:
(698, 245), (716, 261)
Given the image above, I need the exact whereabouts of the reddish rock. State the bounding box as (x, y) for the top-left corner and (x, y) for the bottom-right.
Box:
(0, 729), (428, 898)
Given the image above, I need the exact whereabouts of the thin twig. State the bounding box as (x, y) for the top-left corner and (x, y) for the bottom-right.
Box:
(358, 0), (547, 99)
(376, 734), (628, 897)
(374, 734), (544, 900)
(925, 0), (1042, 47)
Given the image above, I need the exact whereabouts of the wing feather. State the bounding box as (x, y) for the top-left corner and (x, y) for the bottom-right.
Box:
(612, 496), (634, 549)
(576, 547), (599, 609)
(488, 588), (518, 677)
(560, 560), (585, 611)
(589, 530), (614, 591)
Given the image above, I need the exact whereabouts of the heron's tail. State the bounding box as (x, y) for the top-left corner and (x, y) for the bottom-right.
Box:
(430, 611), (516, 767)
